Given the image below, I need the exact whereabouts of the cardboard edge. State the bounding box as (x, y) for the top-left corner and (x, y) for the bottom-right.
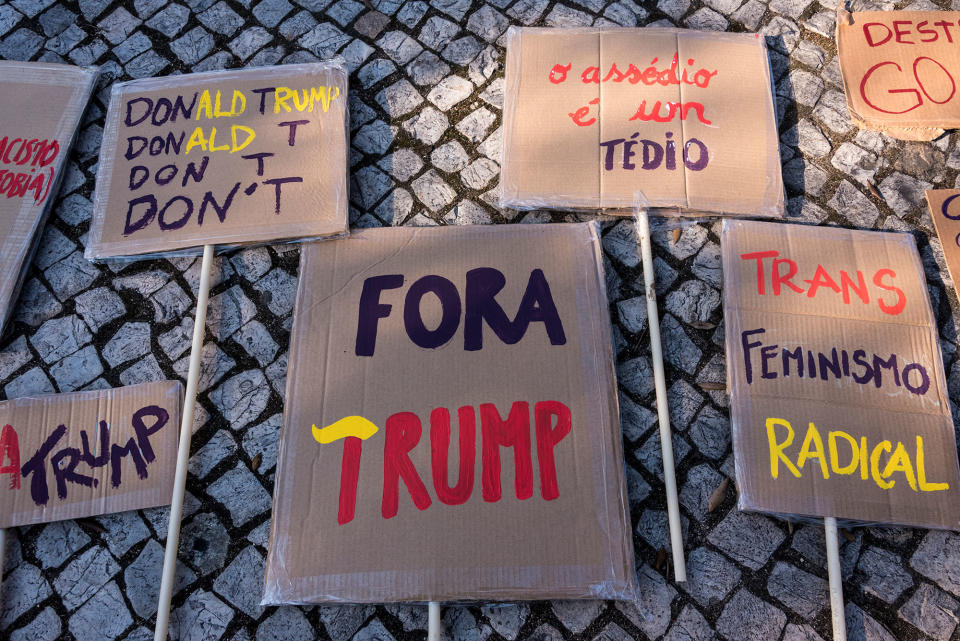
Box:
(582, 221), (641, 600)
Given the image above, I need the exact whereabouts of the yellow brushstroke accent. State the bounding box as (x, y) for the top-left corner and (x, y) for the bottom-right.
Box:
(312, 416), (379, 444)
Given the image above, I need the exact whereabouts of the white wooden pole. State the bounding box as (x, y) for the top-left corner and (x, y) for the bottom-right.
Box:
(428, 601), (441, 641)
(634, 208), (686, 582)
(825, 517), (847, 641)
(154, 244), (214, 641)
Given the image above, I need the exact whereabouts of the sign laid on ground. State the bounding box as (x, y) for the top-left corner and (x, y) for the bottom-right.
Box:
(500, 27), (784, 217)
(925, 189), (960, 301)
(837, 9), (960, 140)
(264, 223), (637, 603)
(722, 219), (960, 529)
(0, 381), (182, 528)
(86, 61), (348, 259)
(0, 62), (97, 334)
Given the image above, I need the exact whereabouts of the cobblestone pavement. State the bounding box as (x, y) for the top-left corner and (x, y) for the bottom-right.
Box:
(1, 0), (960, 639)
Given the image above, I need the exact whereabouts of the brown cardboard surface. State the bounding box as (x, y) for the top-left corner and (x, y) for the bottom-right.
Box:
(837, 10), (960, 141)
(925, 189), (960, 298)
(0, 62), (97, 335)
(722, 219), (960, 529)
(0, 381), (182, 528)
(86, 62), (348, 260)
(500, 27), (784, 217)
(264, 223), (637, 603)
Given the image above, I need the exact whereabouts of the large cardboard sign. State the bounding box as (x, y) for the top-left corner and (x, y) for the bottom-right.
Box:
(0, 381), (182, 528)
(0, 62), (96, 334)
(500, 27), (784, 217)
(722, 220), (960, 529)
(86, 62), (348, 259)
(837, 9), (960, 140)
(925, 189), (960, 300)
(264, 224), (636, 603)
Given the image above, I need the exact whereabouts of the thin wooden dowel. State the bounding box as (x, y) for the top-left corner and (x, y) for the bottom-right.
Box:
(154, 244), (214, 641)
(825, 517), (847, 641)
(428, 601), (441, 641)
(635, 209), (686, 582)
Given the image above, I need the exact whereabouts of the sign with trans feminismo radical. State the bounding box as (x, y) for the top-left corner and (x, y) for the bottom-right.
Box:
(723, 220), (960, 529)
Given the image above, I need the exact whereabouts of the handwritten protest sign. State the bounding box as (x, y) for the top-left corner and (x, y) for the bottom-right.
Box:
(0, 381), (182, 528)
(500, 27), (784, 217)
(86, 62), (348, 259)
(264, 224), (636, 603)
(837, 9), (960, 140)
(722, 220), (960, 529)
(925, 189), (960, 300)
(0, 62), (96, 334)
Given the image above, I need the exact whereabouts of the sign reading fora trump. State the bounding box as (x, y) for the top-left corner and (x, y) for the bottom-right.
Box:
(500, 27), (784, 217)
(263, 224), (637, 604)
(86, 62), (348, 259)
(722, 220), (960, 529)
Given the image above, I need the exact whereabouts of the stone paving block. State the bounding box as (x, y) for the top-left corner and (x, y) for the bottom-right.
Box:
(708, 510), (786, 570)
(53, 546), (120, 611)
(170, 590), (234, 641)
(717, 589), (787, 641)
(67, 581), (131, 641)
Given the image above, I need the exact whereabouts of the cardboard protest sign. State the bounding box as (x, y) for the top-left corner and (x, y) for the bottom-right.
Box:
(0, 381), (182, 528)
(837, 9), (960, 140)
(264, 223), (636, 603)
(86, 61), (348, 260)
(500, 27), (784, 217)
(925, 189), (960, 299)
(722, 220), (960, 529)
(0, 62), (97, 334)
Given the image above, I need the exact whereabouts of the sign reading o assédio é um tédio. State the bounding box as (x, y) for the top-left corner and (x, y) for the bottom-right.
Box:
(500, 27), (784, 217)
(86, 61), (348, 260)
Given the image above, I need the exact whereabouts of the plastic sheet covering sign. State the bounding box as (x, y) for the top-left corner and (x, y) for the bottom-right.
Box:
(837, 9), (960, 141)
(0, 381), (182, 528)
(722, 220), (960, 529)
(0, 62), (97, 334)
(85, 61), (348, 260)
(499, 27), (784, 217)
(263, 223), (637, 604)
(925, 189), (960, 300)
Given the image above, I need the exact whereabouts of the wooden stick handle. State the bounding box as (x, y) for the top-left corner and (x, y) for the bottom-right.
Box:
(154, 244), (214, 641)
(635, 209), (686, 582)
(825, 517), (847, 641)
(428, 602), (441, 641)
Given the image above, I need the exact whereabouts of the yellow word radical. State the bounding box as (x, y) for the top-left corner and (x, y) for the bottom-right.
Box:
(766, 417), (949, 492)
(312, 416), (380, 444)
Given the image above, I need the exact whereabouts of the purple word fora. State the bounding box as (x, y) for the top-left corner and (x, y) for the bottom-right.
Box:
(356, 268), (567, 356)
(599, 132), (709, 172)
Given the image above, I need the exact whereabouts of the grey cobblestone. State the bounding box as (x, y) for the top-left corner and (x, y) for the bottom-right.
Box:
(1, 1), (959, 639)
